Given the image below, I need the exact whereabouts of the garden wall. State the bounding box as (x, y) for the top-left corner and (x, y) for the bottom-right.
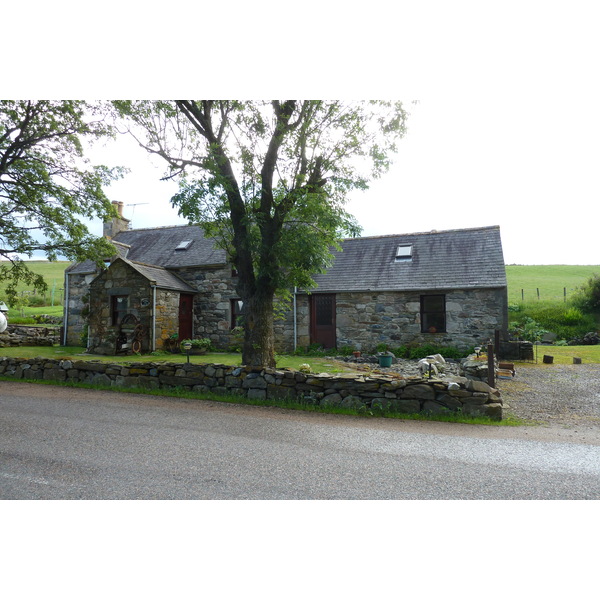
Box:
(0, 325), (61, 347)
(0, 357), (503, 420)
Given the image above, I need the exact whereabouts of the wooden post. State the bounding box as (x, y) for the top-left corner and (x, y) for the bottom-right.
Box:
(487, 343), (495, 388)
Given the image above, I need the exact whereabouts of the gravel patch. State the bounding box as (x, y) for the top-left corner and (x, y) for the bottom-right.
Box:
(496, 363), (600, 428)
(338, 357), (600, 430)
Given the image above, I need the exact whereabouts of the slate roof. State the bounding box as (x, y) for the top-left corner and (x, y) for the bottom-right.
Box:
(310, 226), (506, 292)
(112, 225), (227, 268)
(65, 225), (226, 275)
(116, 258), (197, 293)
(67, 223), (506, 294)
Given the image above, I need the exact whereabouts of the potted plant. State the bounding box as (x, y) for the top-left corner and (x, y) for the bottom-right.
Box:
(377, 350), (395, 368)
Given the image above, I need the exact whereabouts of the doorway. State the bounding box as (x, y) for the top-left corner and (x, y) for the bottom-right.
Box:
(178, 294), (194, 341)
(309, 294), (336, 349)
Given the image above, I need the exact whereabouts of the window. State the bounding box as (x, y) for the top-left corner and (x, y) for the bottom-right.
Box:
(420, 294), (446, 333)
(175, 240), (193, 251)
(111, 295), (129, 326)
(395, 244), (412, 261)
(230, 299), (244, 329)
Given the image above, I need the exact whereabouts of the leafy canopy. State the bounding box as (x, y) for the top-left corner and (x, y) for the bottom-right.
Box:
(114, 100), (408, 296)
(0, 100), (124, 304)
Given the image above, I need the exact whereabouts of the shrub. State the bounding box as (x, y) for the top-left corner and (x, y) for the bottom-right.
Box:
(180, 338), (212, 351)
(572, 273), (600, 313)
(509, 301), (597, 341)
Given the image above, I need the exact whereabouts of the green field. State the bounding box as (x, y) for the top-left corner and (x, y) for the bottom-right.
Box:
(506, 265), (600, 304)
(0, 260), (70, 306)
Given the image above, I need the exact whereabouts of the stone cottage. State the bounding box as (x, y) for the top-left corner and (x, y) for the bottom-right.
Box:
(63, 201), (508, 354)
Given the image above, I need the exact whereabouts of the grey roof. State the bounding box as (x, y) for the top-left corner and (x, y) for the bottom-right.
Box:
(112, 258), (197, 292)
(112, 225), (227, 268)
(310, 226), (507, 292)
(65, 225), (226, 275)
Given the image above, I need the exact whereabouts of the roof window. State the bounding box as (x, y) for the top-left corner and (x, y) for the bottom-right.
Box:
(395, 244), (412, 261)
(175, 240), (193, 251)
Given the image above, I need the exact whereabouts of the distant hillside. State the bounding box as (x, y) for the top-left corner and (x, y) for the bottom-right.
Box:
(0, 260), (71, 303)
(506, 265), (600, 304)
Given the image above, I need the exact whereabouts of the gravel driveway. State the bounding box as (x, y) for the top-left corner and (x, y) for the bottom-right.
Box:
(497, 363), (600, 429)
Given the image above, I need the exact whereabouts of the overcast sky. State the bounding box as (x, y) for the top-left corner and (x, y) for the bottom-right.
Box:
(10, 0), (600, 266)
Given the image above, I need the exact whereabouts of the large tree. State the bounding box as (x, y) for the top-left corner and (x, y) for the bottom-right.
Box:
(0, 100), (123, 304)
(115, 101), (408, 366)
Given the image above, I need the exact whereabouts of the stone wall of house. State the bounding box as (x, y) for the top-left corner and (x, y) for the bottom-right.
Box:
(0, 356), (504, 420)
(154, 288), (180, 350)
(0, 325), (60, 347)
(175, 266), (239, 349)
(64, 270), (97, 346)
(87, 261), (156, 355)
(274, 288), (508, 353)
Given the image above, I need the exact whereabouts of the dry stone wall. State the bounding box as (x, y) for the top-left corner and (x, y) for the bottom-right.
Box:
(0, 325), (60, 347)
(0, 357), (503, 420)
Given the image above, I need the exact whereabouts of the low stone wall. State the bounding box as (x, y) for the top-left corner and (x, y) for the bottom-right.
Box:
(0, 325), (61, 347)
(0, 357), (503, 420)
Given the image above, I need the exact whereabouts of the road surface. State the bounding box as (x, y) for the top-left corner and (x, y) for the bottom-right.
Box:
(2, 381), (600, 499)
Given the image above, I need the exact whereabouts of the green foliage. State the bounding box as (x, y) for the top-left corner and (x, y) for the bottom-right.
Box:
(509, 302), (597, 341)
(400, 344), (470, 360)
(571, 273), (600, 314)
(180, 338), (213, 351)
(114, 100), (409, 367)
(509, 316), (548, 342)
(0, 101), (125, 305)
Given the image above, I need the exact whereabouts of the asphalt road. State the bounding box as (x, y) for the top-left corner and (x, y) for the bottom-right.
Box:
(2, 381), (600, 499)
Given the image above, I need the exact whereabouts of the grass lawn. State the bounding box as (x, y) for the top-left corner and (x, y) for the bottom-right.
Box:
(519, 344), (600, 366)
(3, 343), (600, 368)
(0, 346), (362, 374)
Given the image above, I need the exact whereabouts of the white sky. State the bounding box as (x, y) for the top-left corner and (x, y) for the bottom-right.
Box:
(7, 0), (600, 266)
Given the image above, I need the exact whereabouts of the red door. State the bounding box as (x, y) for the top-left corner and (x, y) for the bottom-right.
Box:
(310, 294), (336, 349)
(178, 294), (194, 341)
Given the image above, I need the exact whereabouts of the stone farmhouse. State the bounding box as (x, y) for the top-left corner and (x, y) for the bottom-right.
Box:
(63, 201), (508, 355)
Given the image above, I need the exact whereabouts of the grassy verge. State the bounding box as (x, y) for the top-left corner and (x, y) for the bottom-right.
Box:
(514, 344), (600, 365)
(0, 375), (522, 426)
(0, 345), (364, 374)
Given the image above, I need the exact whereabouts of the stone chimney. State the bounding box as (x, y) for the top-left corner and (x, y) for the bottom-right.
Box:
(103, 201), (130, 239)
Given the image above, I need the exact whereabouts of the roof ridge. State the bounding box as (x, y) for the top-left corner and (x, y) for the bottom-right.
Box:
(342, 225), (500, 241)
(116, 223), (197, 234)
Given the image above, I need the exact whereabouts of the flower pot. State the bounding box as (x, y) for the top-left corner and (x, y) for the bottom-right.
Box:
(378, 355), (393, 368)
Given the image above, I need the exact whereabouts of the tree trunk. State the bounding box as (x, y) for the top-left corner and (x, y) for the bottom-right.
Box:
(242, 292), (276, 367)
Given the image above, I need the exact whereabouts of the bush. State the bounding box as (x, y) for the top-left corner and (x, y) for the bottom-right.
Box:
(509, 301), (597, 341)
(572, 273), (600, 313)
(180, 338), (212, 351)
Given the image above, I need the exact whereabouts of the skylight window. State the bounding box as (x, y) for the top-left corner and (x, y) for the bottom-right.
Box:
(395, 244), (412, 261)
(175, 240), (193, 251)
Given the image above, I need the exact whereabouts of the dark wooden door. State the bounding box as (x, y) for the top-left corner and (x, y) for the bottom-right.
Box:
(310, 294), (336, 349)
(178, 294), (194, 341)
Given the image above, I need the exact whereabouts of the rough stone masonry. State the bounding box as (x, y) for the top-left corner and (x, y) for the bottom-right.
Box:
(0, 356), (504, 420)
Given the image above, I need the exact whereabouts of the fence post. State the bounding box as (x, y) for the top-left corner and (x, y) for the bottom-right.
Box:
(487, 343), (495, 389)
